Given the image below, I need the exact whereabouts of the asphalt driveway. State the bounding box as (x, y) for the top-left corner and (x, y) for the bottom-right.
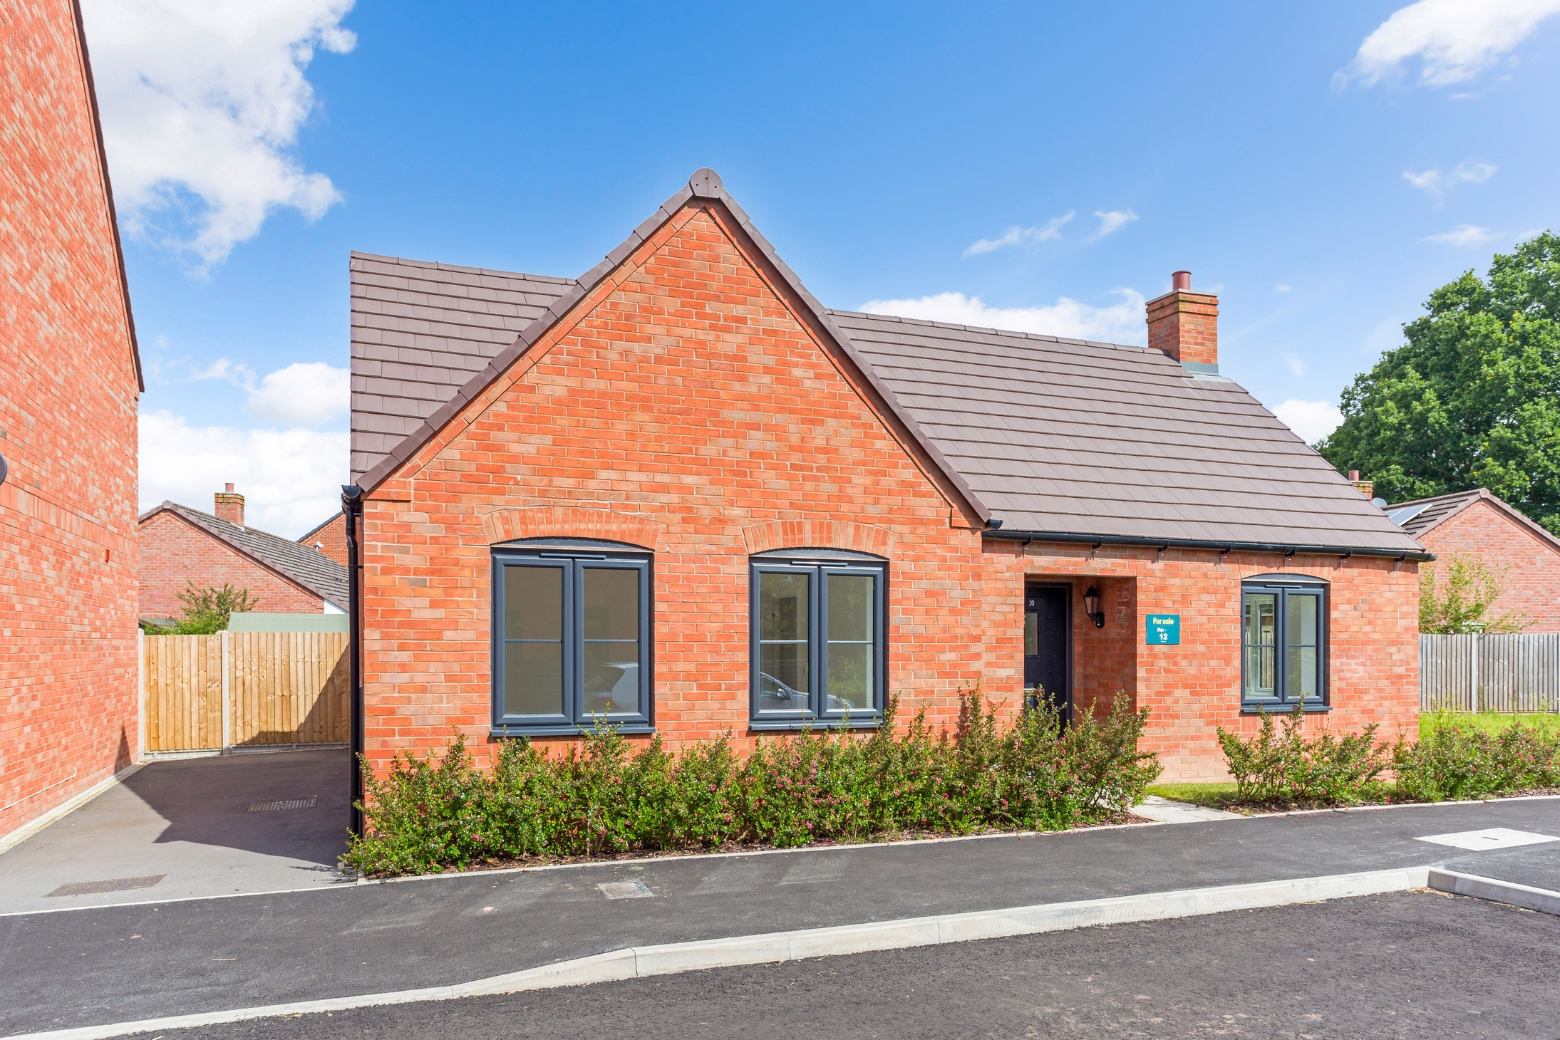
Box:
(0, 748), (350, 914)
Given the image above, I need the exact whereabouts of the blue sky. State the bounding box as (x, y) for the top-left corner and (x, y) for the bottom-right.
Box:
(84, 1), (1560, 536)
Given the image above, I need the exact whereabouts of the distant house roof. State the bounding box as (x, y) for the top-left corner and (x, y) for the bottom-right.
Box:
(349, 170), (1426, 558)
(297, 512), (343, 545)
(140, 502), (350, 609)
(1389, 488), (1560, 553)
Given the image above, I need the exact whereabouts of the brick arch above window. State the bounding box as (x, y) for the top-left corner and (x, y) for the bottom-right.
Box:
(481, 506), (665, 550)
(740, 520), (894, 559)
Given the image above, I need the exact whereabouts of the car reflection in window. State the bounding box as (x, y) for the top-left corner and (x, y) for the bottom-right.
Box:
(758, 671), (805, 710)
(583, 662), (639, 715)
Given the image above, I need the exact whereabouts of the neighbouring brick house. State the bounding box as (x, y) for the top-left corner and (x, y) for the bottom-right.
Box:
(1390, 489), (1560, 632)
(346, 170), (1428, 783)
(299, 513), (349, 567)
(1, 0), (142, 841)
(139, 486), (348, 624)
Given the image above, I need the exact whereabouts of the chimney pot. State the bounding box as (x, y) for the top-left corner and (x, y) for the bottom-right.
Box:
(1145, 271), (1218, 370)
(1348, 470), (1359, 481)
(214, 484), (245, 527)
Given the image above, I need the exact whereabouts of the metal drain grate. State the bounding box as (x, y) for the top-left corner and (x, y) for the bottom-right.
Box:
(247, 797), (318, 813)
(46, 875), (166, 898)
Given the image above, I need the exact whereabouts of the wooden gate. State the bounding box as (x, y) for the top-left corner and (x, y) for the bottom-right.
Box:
(142, 631), (350, 752)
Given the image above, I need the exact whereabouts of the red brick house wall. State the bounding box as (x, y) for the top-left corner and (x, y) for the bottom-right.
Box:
(1417, 499), (1560, 633)
(301, 514), (349, 567)
(358, 197), (1421, 782)
(138, 510), (325, 620)
(1, 1), (141, 839)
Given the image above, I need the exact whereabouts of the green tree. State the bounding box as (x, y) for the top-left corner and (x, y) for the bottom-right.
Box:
(1318, 232), (1560, 534)
(141, 583), (259, 634)
(1418, 553), (1527, 634)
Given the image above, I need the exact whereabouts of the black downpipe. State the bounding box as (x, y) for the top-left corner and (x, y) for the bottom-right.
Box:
(341, 484), (365, 837)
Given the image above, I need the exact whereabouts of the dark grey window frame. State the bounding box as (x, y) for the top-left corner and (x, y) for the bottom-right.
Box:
(491, 540), (653, 736)
(1240, 576), (1328, 713)
(749, 550), (887, 730)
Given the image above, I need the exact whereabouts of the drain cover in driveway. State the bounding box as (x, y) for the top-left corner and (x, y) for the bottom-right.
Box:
(247, 797), (318, 812)
(598, 880), (654, 899)
(46, 875), (166, 898)
(1416, 827), (1559, 851)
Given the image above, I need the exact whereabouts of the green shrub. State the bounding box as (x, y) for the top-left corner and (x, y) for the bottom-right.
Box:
(1393, 712), (1560, 801)
(342, 687), (1162, 876)
(1217, 703), (1389, 806)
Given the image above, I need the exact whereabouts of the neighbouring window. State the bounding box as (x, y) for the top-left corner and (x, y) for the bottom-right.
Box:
(750, 550), (886, 728)
(492, 542), (651, 734)
(1241, 578), (1326, 710)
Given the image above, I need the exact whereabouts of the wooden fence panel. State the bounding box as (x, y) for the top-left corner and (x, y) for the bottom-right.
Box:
(1420, 633), (1560, 712)
(144, 634), (223, 751)
(142, 632), (349, 751)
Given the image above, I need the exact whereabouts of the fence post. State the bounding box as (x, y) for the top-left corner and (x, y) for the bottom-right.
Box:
(137, 629), (147, 763)
(221, 630), (232, 755)
(1470, 633), (1480, 714)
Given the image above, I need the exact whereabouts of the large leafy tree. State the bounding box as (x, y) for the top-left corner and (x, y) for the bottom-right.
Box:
(1319, 233), (1560, 534)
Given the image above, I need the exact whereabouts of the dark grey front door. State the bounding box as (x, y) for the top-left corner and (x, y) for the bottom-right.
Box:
(1024, 585), (1070, 723)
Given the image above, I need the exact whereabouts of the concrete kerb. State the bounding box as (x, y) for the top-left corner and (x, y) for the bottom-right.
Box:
(14, 866), (1434, 1040)
(1429, 868), (1560, 916)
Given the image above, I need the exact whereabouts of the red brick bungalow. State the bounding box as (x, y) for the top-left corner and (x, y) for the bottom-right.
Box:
(343, 170), (1428, 790)
(1390, 488), (1560, 632)
(138, 486), (348, 624)
(1, 0), (142, 843)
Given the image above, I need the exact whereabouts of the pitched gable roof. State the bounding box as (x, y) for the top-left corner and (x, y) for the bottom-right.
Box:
(1389, 488), (1560, 554)
(141, 502), (349, 608)
(349, 169), (1425, 558)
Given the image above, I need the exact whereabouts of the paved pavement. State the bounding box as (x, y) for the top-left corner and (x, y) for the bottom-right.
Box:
(2, 797), (1558, 1035)
(0, 749), (349, 915)
(167, 889), (1560, 1040)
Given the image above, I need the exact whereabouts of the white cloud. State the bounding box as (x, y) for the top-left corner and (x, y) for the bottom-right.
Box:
(140, 409), (348, 537)
(1276, 284), (1293, 293)
(1403, 161), (1498, 201)
(1273, 400), (1343, 444)
(1422, 224), (1502, 246)
(248, 362), (350, 425)
(1286, 355), (1307, 377)
(1337, 0), (1560, 88)
(858, 289), (1147, 344)
(81, 0), (356, 269)
(964, 212), (1074, 257)
(185, 358), (348, 425)
(1090, 210), (1138, 240)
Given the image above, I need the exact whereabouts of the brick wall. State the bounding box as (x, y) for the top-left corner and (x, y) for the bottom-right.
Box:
(1, 2), (141, 840)
(357, 198), (1421, 782)
(138, 510), (324, 619)
(1418, 499), (1560, 633)
(300, 513), (348, 567)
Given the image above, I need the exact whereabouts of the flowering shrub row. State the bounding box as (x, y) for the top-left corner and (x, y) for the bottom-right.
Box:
(1217, 706), (1560, 807)
(342, 692), (1162, 876)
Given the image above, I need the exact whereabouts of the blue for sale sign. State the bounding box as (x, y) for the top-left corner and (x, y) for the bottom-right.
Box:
(1146, 614), (1180, 645)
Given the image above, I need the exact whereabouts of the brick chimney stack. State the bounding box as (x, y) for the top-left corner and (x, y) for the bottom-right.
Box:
(214, 482), (245, 526)
(1347, 470), (1374, 498)
(1145, 270), (1219, 371)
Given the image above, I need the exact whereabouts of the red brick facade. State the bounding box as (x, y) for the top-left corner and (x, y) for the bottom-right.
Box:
(300, 513), (349, 567)
(138, 509), (326, 620)
(1, 1), (142, 839)
(1416, 498), (1560, 633)
(358, 197), (1422, 782)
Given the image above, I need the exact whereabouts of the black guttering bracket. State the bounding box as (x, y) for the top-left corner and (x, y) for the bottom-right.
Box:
(983, 528), (1435, 563)
(341, 484), (365, 838)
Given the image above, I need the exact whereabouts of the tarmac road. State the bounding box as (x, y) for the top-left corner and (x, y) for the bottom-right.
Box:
(159, 889), (1560, 1039)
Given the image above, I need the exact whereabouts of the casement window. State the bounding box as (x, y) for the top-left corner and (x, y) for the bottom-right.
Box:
(491, 542), (652, 734)
(1241, 577), (1326, 710)
(750, 550), (886, 729)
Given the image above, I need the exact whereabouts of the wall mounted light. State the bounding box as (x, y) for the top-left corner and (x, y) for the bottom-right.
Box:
(1083, 585), (1105, 628)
